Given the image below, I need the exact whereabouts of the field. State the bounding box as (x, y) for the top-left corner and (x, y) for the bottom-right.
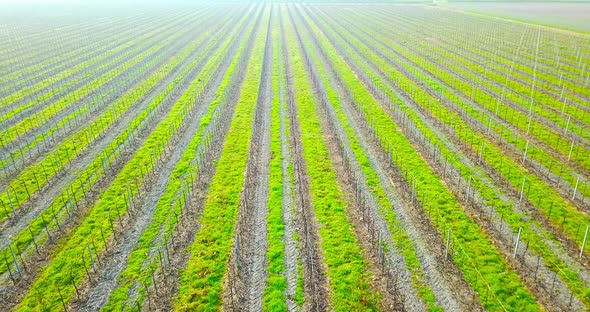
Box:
(0, 2), (589, 311)
(444, 2), (590, 31)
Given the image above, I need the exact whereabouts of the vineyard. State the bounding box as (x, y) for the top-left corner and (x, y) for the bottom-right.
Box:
(1, 3), (589, 311)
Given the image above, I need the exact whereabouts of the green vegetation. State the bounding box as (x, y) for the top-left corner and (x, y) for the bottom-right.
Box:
(13, 12), (239, 310)
(306, 6), (539, 310)
(101, 9), (252, 311)
(262, 9), (289, 311)
(284, 7), (379, 310)
(295, 7), (441, 310)
(174, 7), (267, 310)
(2, 3), (589, 311)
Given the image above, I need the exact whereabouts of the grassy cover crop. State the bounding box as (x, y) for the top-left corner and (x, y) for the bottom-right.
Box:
(1, 3), (588, 311)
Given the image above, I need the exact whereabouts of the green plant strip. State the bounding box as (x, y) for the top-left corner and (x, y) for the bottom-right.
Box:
(1, 23), (168, 114)
(370, 9), (590, 146)
(342, 9), (590, 174)
(0, 32), (207, 223)
(0, 11), (227, 220)
(408, 7), (590, 92)
(0, 10), (177, 93)
(354, 16), (590, 205)
(0, 9), (222, 174)
(262, 7), (289, 311)
(376, 10), (589, 249)
(0, 11), (154, 73)
(285, 7), (379, 310)
(0, 10), (202, 112)
(374, 8), (590, 117)
(174, 7), (267, 311)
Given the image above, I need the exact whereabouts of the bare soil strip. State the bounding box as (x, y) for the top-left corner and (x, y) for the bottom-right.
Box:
(277, 24), (301, 310)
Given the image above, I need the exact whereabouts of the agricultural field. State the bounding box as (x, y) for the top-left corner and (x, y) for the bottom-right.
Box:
(444, 2), (590, 31)
(0, 2), (589, 311)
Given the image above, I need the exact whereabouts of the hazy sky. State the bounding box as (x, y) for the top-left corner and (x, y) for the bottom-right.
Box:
(0, 0), (163, 4)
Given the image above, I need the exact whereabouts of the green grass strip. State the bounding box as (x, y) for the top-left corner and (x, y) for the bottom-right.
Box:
(262, 8), (289, 311)
(174, 8), (268, 311)
(324, 9), (590, 253)
(0, 11), (189, 92)
(368, 8), (590, 115)
(0, 24), (187, 148)
(285, 8), (378, 311)
(356, 18), (590, 256)
(331, 11), (590, 305)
